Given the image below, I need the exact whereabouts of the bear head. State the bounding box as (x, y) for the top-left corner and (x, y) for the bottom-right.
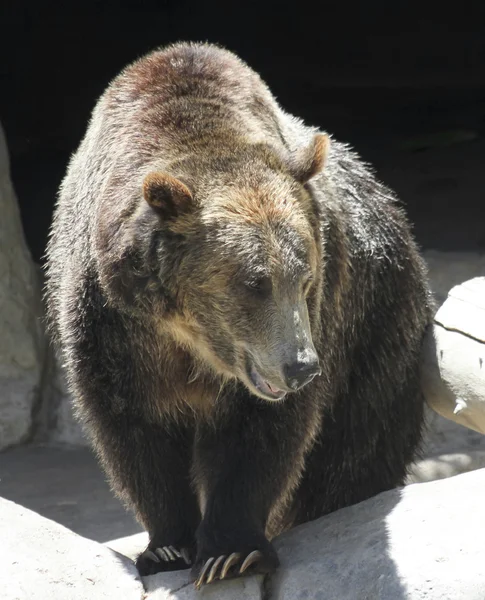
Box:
(132, 134), (329, 401)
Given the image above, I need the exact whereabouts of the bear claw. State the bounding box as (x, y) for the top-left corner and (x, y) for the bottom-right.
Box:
(137, 544), (191, 576)
(144, 550), (161, 563)
(153, 545), (185, 563)
(221, 552), (242, 578)
(169, 546), (183, 559)
(207, 555), (226, 584)
(194, 550), (263, 588)
(154, 546), (179, 561)
(239, 550), (263, 574)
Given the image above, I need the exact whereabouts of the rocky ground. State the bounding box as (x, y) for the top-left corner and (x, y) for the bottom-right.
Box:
(3, 469), (485, 599)
(0, 445), (141, 542)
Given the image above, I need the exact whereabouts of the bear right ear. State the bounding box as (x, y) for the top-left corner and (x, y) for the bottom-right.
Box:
(289, 134), (330, 184)
(142, 172), (193, 220)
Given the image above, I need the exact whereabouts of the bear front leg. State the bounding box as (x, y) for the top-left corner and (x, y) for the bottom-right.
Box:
(72, 374), (200, 575)
(191, 391), (317, 587)
(58, 275), (203, 575)
(86, 412), (201, 576)
(127, 421), (200, 576)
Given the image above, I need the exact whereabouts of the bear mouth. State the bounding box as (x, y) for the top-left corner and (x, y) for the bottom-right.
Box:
(244, 358), (287, 401)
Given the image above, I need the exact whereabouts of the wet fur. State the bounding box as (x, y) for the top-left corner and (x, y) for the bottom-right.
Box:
(45, 43), (433, 577)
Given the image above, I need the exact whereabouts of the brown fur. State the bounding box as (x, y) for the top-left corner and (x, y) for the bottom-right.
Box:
(45, 42), (432, 583)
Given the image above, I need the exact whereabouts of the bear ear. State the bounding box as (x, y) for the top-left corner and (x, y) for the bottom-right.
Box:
(142, 172), (193, 220)
(289, 134), (330, 184)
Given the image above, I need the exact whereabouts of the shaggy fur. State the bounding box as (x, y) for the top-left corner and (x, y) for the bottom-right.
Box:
(45, 42), (433, 581)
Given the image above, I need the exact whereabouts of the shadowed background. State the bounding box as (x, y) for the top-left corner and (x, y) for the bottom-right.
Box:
(0, 0), (484, 263)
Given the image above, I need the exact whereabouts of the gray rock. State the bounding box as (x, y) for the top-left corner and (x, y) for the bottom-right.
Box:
(271, 468), (485, 600)
(422, 406), (485, 457)
(406, 450), (485, 484)
(418, 277), (485, 473)
(144, 571), (265, 600)
(106, 531), (148, 561)
(0, 497), (144, 600)
(109, 470), (485, 599)
(0, 122), (45, 450)
(106, 532), (266, 599)
(36, 347), (88, 446)
(422, 277), (485, 436)
(48, 364), (87, 445)
(0, 445), (141, 542)
(0, 126), (86, 449)
(415, 276), (485, 480)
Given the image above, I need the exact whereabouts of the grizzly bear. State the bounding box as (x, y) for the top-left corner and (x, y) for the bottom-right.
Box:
(45, 42), (432, 587)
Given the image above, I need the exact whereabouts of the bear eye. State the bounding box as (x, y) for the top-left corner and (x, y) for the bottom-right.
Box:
(245, 277), (272, 296)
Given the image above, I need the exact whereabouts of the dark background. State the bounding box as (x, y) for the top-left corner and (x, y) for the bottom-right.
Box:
(1, 1), (484, 262)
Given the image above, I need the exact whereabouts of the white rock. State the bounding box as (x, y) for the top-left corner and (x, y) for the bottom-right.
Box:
(271, 468), (485, 600)
(106, 532), (265, 599)
(0, 497), (144, 600)
(105, 531), (148, 561)
(144, 571), (264, 600)
(0, 122), (45, 450)
(422, 277), (485, 437)
(108, 470), (485, 599)
(414, 276), (485, 481)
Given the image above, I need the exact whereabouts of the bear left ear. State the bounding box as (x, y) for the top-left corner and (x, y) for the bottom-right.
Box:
(142, 172), (193, 220)
(289, 134), (330, 184)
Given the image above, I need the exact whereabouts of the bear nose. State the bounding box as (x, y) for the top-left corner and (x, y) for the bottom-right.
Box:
(283, 359), (321, 390)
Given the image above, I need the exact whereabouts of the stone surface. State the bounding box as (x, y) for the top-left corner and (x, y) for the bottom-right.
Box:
(104, 533), (265, 599)
(106, 531), (148, 561)
(47, 361), (87, 445)
(434, 276), (485, 341)
(3, 444), (485, 599)
(0, 122), (45, 450)
(422, 406), (485, 457)
(423, 328), (485, 436)
(106, 470), (485, 599)
(407, 450), (485, 484)
(421, 277), (485, 436)
(269, 468), (485, 600)
(27, 266), (88, 447)
(0, 497), (144, 600)
(144, 571), (265, 600)
(415, 276), (485, 476)
(35, 347), (88, 446)
(0, 445), (141, 542)
(0, 121), (85, 449)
